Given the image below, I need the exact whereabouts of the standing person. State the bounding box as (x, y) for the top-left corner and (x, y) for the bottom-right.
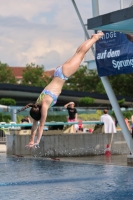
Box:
(17, 32), (104, 148)
(100, 109), (116, 134)
(125, 118), (131, 132)
(64, 102), (77, 122)
(131, 115), (133, 138)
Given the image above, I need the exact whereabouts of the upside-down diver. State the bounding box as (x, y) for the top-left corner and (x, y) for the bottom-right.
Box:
(17, 31), (104, 148)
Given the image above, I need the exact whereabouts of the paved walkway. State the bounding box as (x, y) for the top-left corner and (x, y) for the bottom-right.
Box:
(60, 155), (129, 166)
(0, 144), (6, 153)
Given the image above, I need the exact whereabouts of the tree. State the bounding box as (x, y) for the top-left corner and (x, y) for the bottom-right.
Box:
(62, 65), (133, 98)
(0, 61), (16, 83)
(108, 74), (133, 97)
(63, 65), (87, 91)
(118, 98), (125, 107)
(0, 98), (16, 106)
(0, 113), (11, 123)
(20, 62), (131, 98)
(78, 97), (94, 106)
(22, 63), (52, 87)
(63, 66), (102, 92)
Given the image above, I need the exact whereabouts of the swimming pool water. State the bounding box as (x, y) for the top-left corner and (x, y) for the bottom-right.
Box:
(0, 153), (133, 200)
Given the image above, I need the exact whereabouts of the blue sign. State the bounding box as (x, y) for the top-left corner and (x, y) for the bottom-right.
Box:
(95, 31), (133, 77)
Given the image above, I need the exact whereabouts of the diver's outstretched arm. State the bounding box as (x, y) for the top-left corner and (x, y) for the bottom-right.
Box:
(35, 103), (48, 145)
(25, 120), (38, 147)
(26, 107), (48, 148)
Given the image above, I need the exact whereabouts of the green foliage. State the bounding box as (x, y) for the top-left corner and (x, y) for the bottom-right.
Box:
(95, 81), (105, 93)
(0, 113), (11, 123)
(118, 98), (125, 106)
(79, 97), (94, 106)
(63, 66), (103, 93)
(108, 74), (133, 97)
(111, 110), (133, 120)
(46, 115), (67, 122)
(0, 98), (16, 106)
(18, 63), (133, 99)
(79, 110), (102, 121)
(0, 61), (16, 83)
(17, 115), (25, 123)
(62, 65), (133, 98)
(22, 63), (52, 87)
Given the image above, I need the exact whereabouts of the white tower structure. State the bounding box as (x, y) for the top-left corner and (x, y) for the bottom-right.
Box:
(71, 0), (133, 154)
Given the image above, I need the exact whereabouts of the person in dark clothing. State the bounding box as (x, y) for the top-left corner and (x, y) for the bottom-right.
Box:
(64, 102), (78, 122)
(20, 116), (31, 130)
(21, 116), (31, 123)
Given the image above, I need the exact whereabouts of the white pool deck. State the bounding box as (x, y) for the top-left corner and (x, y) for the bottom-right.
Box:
(0, 144), (6, 153)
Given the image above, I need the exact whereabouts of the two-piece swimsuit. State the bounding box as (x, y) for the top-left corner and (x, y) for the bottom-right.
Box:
(36, 66), (68, 107)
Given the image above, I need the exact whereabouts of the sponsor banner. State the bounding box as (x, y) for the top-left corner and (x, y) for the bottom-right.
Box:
(95, 31), (133, 77)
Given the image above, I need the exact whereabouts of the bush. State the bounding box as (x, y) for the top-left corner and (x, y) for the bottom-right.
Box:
(79, 110), (102, 121)
(0, 113), (11, 123)
(0, 98), (16, 106)
(17, 115), (25, 123)
(79, 97), (94, 106)
(111, 110), (133, 120)
(46, 115), (67, 122)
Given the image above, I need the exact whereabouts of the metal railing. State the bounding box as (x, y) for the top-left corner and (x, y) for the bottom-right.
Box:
(0, 121), (104, 143)
(0, 121), (103, 128)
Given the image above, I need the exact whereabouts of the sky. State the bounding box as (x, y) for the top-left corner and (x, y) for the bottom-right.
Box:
(0, 0), (130, 70)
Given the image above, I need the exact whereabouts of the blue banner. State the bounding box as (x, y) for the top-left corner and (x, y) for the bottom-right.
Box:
(95, 31), (133, 77)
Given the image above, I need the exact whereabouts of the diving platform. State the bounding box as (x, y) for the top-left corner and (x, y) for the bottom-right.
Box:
(87, 6), (133, 33)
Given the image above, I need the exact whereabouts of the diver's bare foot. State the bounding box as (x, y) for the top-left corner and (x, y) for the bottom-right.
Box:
(91, 32), (104, 41)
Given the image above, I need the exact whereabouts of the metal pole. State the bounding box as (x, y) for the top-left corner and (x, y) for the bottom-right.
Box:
(101, 77), (133, 153)
(11, 109), (16, 122)
(129, 0), (133, 7)
(71, 0), (95, 55)
(91, 0), (133, 153)
(120, 0), (123, 9)
(92, 0), (99, 17)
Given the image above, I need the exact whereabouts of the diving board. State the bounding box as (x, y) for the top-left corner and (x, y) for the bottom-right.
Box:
(87, 6), (133, 33)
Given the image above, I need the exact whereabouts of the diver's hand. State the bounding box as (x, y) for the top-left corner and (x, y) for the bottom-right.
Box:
(25, 142), (40, 148)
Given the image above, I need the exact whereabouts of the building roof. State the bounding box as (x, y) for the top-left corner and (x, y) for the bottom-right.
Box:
(9, 67), (24, 79)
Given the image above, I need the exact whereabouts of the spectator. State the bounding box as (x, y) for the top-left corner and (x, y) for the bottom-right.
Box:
(20, 116), (31, 130)
(74, 120), (83, 133)
(131, 115), (133, 127)
(74, 124), (79, 133)
(115, 119), (118, 127)
(100, 109), (116, 134)
(21, 116), (31, 123)
(125, 118), (131, 132)
(64, 102), (78, 122)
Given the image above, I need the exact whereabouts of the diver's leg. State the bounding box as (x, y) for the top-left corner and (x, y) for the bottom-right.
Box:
(62, 32), (104, 77)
